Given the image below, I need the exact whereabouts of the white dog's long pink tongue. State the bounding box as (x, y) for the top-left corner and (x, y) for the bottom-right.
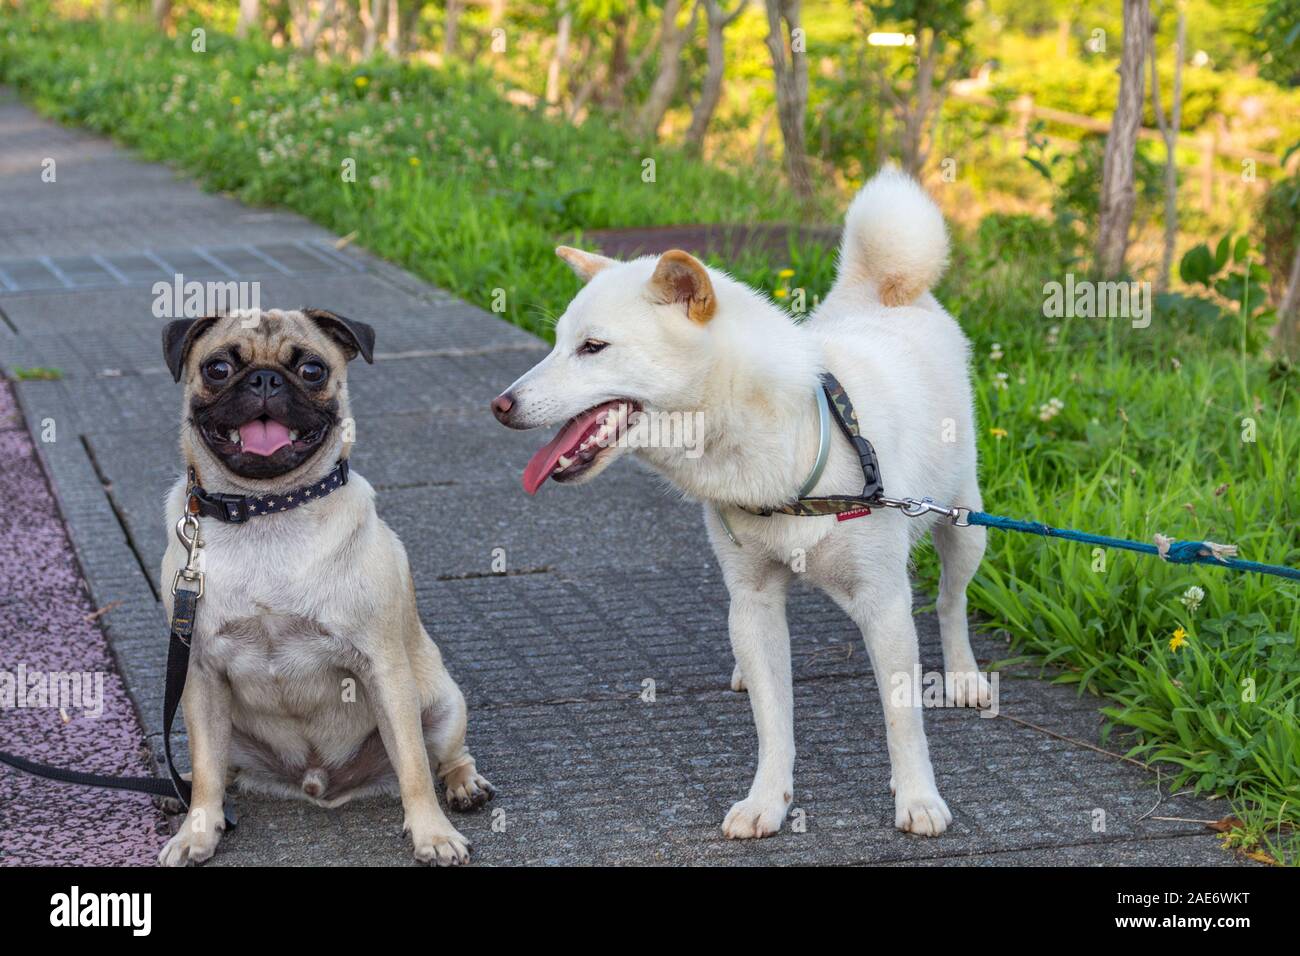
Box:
(239, 419), (292, 457)
(522, 407), (604, 495)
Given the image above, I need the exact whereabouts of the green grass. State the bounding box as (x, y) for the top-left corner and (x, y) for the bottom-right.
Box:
(11, 366), (63, 380)
(3, 12), (1297, 863)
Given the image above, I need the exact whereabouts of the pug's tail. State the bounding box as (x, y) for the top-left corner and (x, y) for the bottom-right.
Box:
(832, 164), (949, 308)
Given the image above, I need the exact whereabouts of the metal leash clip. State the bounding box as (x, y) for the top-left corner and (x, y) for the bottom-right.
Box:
(171, 512), (205, 599)
(875, 495), (972, 526)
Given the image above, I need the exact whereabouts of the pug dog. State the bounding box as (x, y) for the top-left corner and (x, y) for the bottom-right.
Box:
(157, 308), (493, 867)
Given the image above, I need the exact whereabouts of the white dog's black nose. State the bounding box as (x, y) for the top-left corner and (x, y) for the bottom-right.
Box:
(491, 391), (515, 424)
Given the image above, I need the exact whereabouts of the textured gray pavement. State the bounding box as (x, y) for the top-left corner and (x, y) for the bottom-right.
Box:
(0, 88), (1246, 865)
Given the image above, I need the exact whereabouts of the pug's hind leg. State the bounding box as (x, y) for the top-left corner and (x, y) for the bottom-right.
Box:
(428, 686), (496, 812)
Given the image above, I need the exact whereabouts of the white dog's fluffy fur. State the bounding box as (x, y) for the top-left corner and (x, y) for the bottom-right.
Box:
(498, 167), (987, 838)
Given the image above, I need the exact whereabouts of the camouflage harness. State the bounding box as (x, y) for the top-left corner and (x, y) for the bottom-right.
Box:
(741, 373), (884, 518)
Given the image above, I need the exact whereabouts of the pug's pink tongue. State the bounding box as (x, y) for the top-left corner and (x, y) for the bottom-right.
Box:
(239, 419), (292, 456)
(521, 407), (604, 495)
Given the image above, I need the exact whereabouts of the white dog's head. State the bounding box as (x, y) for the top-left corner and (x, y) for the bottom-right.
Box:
(492, 246), (720, 494)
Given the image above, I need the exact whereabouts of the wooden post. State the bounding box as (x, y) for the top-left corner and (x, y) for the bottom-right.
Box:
(1199, 126), (1215, 213)
(1014, 94), (1034, 139)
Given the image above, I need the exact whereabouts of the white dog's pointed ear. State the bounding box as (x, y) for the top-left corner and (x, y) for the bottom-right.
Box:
(648, 249), (716, 324)
(556, 246), (616, 283)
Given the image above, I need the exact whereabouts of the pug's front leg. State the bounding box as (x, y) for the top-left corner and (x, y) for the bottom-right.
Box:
(159, 663), (232, 866)
(366, 657), (470, 866)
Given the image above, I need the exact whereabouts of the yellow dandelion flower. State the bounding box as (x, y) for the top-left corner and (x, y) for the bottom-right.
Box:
(777, 268), (795, 279)
(989, 427), (1008, 439)
(230, 96), (241, 106)
(408, 156), (421, 166)
(1168, 626), (1187, 652)
(774, 288), (788, 299)
(355, 76), (370, 88)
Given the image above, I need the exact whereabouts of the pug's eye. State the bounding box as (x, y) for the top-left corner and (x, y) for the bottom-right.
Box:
(203, 360), (233, 384)
(577, 339), (608, 356)
(298, 361), (327, 384)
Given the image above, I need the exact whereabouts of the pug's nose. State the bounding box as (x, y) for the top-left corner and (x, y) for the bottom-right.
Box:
(247, 368), (284, 399)
(490, 391), (515, 424)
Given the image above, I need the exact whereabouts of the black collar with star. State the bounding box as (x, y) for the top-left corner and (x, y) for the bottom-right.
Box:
(186, 459), (350, 524)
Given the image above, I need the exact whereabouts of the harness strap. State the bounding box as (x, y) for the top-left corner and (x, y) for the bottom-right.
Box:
(741, 372), (885, 518)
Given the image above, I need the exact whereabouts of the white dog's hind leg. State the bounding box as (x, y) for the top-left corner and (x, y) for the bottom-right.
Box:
(721, 582), (794, 839)
(840, 577), (952, 836)
(729, 660), (747, 692)
(932, 494), (991, 708)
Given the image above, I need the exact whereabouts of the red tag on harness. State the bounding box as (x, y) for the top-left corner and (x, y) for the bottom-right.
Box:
(837, 508), (872, 522)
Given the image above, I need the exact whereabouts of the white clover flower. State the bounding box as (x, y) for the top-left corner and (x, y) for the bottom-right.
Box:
(1180, 585), (1205, 612)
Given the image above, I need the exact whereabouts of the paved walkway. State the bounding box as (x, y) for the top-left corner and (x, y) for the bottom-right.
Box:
(0, 89), (1246, 866)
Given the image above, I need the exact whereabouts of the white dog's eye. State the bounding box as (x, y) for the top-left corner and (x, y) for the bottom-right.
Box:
(578, 339), (608, 356)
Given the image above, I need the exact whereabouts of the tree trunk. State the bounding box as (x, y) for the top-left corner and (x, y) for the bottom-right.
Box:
(898, 27), (943, 176)
(444, 0), (461, 59)
(546, 4), (573, 106)
(763, 0), (812, 201)
(1278, 245), (1300, 359)
(359, 0), (383, 56)
(299, 0), (338, 50)
(606, 12), (657, 111)
(637, 0), (700, 140)
(1096, 0), (1150, 278)
(567, 36), (602, 119)
(151, 0), (172, 30)
(269, 0), (292, 45)
(236, 0), (262, 38)
(1149, 3), (1184, 294)
(685, 0), (748, 153)
(392, 0), (418, 55)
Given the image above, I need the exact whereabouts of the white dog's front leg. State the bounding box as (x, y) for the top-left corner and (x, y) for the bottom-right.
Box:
(842, 580), (952, 837)
(722, 586), (794, 839)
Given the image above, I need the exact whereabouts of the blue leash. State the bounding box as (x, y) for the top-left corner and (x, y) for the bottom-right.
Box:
(965, 510), (1300, 582)
(875, 496), (1300, 582)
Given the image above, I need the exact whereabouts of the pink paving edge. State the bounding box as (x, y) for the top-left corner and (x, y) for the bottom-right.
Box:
(0, 378), (169, 865)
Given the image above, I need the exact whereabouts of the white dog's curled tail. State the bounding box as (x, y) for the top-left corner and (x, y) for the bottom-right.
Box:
(836, 165), (949, 308)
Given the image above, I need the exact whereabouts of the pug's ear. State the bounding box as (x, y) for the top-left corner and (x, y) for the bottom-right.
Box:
(303, 308), (375, 364)
(648, 249), (716, 324)
(556, 246), (617, 283)
(162, 317), (220, 383)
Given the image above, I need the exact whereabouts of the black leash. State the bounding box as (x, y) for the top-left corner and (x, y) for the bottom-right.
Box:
(0, 590), (205, 815)
(0, 460), (351, 824)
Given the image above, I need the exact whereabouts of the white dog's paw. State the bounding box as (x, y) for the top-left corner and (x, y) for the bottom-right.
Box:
(158, 812), (223, 867)
(729, 663), (747, 692)
(947, 669), (992, 709)
(894, 788), (952, 836)
(722, 793), (790, 839)
(410, 825), (471, 866)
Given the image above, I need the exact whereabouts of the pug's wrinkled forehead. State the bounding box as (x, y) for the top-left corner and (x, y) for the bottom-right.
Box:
(163, 308), (375, 384)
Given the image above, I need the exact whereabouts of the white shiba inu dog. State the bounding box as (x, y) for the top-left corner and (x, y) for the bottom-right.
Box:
(492, 168), (987, 839)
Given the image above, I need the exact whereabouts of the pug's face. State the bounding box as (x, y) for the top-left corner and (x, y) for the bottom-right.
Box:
(163, 309), (375, 485)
